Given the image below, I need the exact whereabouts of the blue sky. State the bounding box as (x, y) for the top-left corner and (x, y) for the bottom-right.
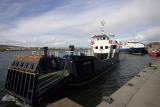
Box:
(0, 0), (160, 47)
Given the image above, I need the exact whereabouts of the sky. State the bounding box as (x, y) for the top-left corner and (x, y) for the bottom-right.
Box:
(0, 0), (160, 47)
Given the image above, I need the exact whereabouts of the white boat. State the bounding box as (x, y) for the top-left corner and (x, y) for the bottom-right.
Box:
(119, 40), (147, 54)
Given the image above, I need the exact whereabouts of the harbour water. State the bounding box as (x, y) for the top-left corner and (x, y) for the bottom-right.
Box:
(0, 51), (153, 107)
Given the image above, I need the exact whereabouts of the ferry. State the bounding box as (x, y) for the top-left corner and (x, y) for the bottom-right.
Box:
(119, 41), (147, 54)
(4, 22), (119, 106)
(68, 34), (119, 85)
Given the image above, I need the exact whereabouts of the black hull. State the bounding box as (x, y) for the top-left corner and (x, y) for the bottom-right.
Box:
(66, 53), (119, 85)
(120, 48), (148, 54)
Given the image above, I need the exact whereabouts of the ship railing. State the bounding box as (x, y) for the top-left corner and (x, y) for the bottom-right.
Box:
(65, 50), (94, 56)
(32, 51), (59, 57)
(32, 50), (94, 57)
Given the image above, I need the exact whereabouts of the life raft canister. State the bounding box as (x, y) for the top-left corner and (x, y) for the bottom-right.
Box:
(109, 40), (113, 44)
(90, 40), (95, 45)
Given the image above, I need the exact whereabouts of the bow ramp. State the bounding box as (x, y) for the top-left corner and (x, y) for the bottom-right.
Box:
(5, 55), (69, 106)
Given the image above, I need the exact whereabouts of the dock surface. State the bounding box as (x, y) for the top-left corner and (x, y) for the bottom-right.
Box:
(97, 58), (160, 107)
(47, 98), (82, 107)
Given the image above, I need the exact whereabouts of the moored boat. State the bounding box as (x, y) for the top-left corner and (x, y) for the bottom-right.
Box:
(149, 50), (160, 57)
(68, 34), (119, 85)
(119, 41), (147, 54)
(4, 22), (119, 106)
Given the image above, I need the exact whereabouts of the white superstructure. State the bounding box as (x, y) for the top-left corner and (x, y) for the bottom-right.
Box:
(120, 41), (145, 49)
(90, 34), (118, 54)
(89, 21), (119, 59)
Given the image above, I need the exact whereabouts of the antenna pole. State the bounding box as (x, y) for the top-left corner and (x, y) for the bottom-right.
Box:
(101, 20), (105, 35)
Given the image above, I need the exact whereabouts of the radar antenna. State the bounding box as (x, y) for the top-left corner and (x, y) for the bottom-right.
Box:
(100, 20), (105, 35)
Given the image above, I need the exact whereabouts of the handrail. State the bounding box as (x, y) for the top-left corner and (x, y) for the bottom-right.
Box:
(32, 50), (94, 57)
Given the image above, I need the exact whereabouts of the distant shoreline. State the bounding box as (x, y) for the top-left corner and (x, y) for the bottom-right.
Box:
(0, 48), (6, 52)
(0, 48), (91, 52)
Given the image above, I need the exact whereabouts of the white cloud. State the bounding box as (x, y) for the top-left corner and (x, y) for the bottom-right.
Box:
(0, 0), (160, 47)
(135, 26), (160, 42)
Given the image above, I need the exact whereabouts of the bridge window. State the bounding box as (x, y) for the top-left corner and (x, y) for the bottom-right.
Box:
(105, 46), (108, 49)
(97, 38), (99, 40)
(113, 45), (117, 49)
(100, 46), (103, 49)
(103, 37), (105, 40)
(95, 46), (98, 49)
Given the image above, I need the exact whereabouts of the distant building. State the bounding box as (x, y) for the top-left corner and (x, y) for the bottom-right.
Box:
(148, 42), (160, 49)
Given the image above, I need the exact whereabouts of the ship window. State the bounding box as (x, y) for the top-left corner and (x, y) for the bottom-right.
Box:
(100, 46), (103, 49)
(103, 37), (105, 40)
(113, 45), (117, 49)
(95, 46), (98, 49)
(97, 38), (99, 40)
(105, 46), (108, 49)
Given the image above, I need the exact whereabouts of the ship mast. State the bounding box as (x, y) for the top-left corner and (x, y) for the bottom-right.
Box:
(100, 20), (105, 35)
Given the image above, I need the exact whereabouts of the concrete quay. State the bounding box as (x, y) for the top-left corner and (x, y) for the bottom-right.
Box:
(97, 58), (160, 107)
(47, 98), (82, 107)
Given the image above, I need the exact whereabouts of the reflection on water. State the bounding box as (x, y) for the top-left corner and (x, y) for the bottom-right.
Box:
(0, 51), (153, 107)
